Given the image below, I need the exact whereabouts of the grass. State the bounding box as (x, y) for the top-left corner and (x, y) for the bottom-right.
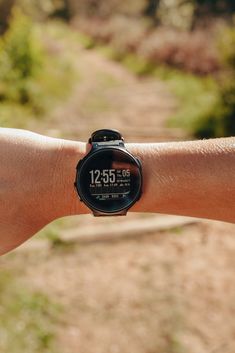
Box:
(158, 68), (219, 134)
(37, 217), (80, 250)
(37, 219), (67, 247)
(0, 269), (62, 353)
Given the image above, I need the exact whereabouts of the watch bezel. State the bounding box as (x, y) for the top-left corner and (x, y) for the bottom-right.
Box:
(75, 146), (142, 214)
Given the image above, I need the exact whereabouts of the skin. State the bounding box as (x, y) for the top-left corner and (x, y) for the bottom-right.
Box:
(1, 128), (235, 255)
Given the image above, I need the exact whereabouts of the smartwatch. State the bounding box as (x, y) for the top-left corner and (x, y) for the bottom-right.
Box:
(74, 129), (142, 216)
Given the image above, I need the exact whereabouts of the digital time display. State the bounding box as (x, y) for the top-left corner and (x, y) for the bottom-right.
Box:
(89, 168), (131, 200)
(76, 148), (142, 213)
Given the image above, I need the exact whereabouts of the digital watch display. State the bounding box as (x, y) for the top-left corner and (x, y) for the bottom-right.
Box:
(74, 129), (142, 216)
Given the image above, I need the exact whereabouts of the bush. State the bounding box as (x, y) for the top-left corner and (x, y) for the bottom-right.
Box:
(138, 28), (220, 75)
(0, 14), (76, 127)
(193, 25), (235, 138)
(0, 7), (44, 105)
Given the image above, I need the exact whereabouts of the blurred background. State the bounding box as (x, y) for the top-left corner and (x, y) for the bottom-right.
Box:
(1, 1), (235, 352)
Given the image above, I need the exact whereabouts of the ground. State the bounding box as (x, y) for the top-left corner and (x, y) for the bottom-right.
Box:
(1, 25), (235, 353)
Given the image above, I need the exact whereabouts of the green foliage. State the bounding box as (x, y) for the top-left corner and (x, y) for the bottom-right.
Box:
(75, 31), (96, 49)
(0, 7), (44, 105)
(192, 25), (235, 138)
(38, 220), (66, 247)
(192, 78), (235, 138)
(0, 269), (61, 353)
(121, 52), (156, 76)
(152, 23), (235, 139)
(160, 68), (219, 136)
(219, 25), (235, 69)
(37, 218), (76, 249)
(0, 18), (76, 128)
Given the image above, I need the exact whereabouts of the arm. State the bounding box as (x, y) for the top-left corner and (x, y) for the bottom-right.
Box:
(1, 128), (235, 255)
(128, 138), (235, 222)
(0, 128), (85, 255)
(59, 135), (235, 223)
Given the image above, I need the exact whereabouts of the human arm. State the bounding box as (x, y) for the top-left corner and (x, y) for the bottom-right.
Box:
(0, 128), (86, 255)
(1, 128), (235, 255)
(128, 137), (235, 223)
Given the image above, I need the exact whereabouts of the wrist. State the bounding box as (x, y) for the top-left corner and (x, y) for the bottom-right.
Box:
(50, 138), (89, 219)
(51, 140), (168, 217)
(51, 140), (173, 217)
(126, 143), (161, 213)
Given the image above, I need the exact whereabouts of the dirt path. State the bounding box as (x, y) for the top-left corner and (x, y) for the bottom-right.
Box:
(28, 36), (183, 142)
(5, 220), (235, 353)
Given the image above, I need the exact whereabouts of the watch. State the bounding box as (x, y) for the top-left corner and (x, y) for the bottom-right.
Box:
(74, 129), (142, 216)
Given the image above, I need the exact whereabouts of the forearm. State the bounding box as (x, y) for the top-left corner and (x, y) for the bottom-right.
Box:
(58, 137), (235, 223)
(128, 138), (235, 222)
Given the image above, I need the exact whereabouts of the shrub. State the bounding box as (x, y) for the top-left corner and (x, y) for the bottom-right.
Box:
(0, 11), (75, 128)
(193, 25), (235, 138)
(138, 28), (220, 75)
(0, 7), (44, 104)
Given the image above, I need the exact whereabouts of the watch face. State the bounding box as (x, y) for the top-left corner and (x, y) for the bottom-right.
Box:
(76, 148), (142, 213)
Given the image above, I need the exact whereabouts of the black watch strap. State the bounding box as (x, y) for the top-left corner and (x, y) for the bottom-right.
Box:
(89, 129), (124, 144)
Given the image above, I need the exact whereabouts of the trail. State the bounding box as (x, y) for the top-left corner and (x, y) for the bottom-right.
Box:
(28, 35), (184, 142)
